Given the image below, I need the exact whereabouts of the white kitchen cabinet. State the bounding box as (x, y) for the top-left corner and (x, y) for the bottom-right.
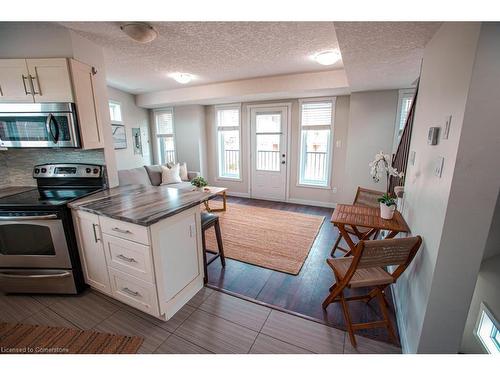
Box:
(26, 58), (73, 102)
(69, 59), (104, 149)
(0, 58), (73, 103)
(0, 59), (33, 102)
(72, 210), (111, 294)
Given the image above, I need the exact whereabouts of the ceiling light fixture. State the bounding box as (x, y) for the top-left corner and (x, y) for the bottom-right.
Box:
(120, 22), (158, 44)
(312, 50), (341, 66)
(168, 72), (195, 84)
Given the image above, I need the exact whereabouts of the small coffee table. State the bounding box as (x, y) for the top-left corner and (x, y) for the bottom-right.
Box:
(203, 186), (228, 212)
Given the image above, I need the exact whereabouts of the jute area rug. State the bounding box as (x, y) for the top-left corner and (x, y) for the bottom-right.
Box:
(0, 322), (143, 354)
(205, 203), (324, 275)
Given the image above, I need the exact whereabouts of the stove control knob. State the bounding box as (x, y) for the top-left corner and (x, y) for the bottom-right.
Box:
(93, 168), (99, 174)
(41, 168), (47, 173)
(86, 168), (91, 173)
(34, 168), (40, 174)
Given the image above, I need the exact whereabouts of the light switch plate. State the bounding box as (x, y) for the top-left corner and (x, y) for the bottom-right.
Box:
(335, 140), (342, 148)
(443, 115), (452, 139)
(434, 156), (444, 177)
(409, 150), (416, 166)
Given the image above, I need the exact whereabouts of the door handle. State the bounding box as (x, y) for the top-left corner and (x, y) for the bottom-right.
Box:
(46, 114), (60, 144)
(281, 161), (286, 164)
(92, 223), (100, 242)
(30, 74), (41, 95)
(22, 75), (32, 95)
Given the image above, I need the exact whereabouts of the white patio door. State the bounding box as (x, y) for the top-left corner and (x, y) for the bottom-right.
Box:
(250, 106), (288, 201)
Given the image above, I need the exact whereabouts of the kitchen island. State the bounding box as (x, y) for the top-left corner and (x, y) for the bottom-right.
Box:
(69, 185), (220, 321)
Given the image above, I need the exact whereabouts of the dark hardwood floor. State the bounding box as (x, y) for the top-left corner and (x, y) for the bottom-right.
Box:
(206, 196), (400, 346)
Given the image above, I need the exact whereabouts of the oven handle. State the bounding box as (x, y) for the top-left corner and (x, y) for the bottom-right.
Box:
(0, 214), (58, 221)
(0, 271), (71, 279)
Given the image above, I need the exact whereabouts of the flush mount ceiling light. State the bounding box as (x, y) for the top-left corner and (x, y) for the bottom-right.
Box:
(120, 22), (158, 44)
(312, 50), (341, 66)
(168, 72), (195, 84)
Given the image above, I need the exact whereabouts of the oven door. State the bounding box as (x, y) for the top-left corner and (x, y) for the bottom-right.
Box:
(0, 110), (80, 148)
(0, 213), (71, 269)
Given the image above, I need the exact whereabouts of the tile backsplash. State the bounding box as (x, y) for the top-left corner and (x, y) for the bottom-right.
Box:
(0, 148), (105, 186)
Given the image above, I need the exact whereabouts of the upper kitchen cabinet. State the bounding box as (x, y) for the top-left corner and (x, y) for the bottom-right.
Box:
(0, 58), (73, 103)
(26, 58), (74, 102)
(0, 59), (33, 102)
(69, 59), (104, 149)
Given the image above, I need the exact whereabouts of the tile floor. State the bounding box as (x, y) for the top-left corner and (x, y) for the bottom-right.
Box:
(0, 287), (401, 354)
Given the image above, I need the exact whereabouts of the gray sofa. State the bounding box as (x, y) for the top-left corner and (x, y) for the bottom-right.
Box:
(118, 164), (200, 189)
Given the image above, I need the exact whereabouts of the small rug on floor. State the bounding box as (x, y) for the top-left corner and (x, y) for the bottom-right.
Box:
(204, 203), (325, 275)
(0, 322), (143, 354)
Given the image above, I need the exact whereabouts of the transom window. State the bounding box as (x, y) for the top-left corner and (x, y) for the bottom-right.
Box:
(216, 105), (241, 179)
(154, 109), (176, 164)
(109, 101), (122, 124)
(298, 99), (335, 187)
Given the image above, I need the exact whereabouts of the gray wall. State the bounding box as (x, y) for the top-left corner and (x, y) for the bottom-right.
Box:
(394, 22), (500, 353)
(107, 86), (152, 170)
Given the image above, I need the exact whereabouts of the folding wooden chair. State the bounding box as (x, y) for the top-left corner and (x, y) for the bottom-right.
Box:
(330, 187), (384, 257)
(322, 236), (422, 347)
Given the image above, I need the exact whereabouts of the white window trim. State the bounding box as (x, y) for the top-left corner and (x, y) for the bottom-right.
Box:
(215, 103), (242, 181)
(392, 88), (416, 152)
(153, 108), (177, 165)
(109, 100), (123, 124)
(474, 302), (500, 354)
(296, 97), (336, 190)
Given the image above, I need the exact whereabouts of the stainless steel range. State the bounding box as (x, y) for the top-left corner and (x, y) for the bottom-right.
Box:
(0, 163), (105, 294)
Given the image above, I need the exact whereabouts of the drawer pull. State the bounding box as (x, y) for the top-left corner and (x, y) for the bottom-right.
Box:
(112, 227), (132, 234)
(122, 287), (140, 297)
(117, 254), (136, 263)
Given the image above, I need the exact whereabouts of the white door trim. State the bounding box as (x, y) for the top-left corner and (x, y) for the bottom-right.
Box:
(246, 103), (292, 201)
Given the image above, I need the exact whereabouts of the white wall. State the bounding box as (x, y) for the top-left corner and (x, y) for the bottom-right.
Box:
(204, 91), (398, 206)
(107, 86), (151, 170)
(395, 22), (500, 353)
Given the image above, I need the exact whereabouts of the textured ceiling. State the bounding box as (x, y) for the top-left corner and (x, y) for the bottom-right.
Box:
(334, 22), (441, 91)
(60, 22), (342, 94)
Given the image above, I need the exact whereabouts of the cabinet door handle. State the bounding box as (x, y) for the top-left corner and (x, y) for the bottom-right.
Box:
(112, 227), (132, 234)
(117, 254), (136, 263)
(122, 287), (140, 297)
(30, 74), (41, 95)
(22, 75), (31, 95)
(92, 223), (100, 243)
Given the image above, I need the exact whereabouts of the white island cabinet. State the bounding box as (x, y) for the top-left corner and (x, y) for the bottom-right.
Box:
(71, 205), (204, 321)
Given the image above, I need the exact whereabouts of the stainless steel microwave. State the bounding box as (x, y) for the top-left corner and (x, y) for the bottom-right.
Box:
(0, 103), (81, 148)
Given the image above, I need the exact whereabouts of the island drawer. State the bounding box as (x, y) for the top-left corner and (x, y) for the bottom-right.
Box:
(102, 234), (155, 283)
(100, 216), (150, 245)
(109, 268), (160, 316)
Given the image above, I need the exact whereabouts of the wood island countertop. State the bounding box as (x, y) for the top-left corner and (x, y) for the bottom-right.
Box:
(68, 185), (220, 226)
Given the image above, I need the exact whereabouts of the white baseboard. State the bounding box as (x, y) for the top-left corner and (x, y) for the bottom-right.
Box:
(226, 191), (251, 198)
(286, 198), (336, 208)
(390, 283), (410, 353)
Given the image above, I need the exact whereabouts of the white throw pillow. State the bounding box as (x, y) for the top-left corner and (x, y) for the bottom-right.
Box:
(179, 162), (188, 181)
(160, 164), (182, 185)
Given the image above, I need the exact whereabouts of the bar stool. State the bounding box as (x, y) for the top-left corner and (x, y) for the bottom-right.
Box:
(201, 212), (225, 283)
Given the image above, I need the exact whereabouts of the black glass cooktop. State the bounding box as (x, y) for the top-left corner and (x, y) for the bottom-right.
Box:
(0, 188), (101, 207)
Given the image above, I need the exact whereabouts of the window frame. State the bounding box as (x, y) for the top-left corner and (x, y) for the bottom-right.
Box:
(297, 97), (336, 189)
(215, 103), (242, 181)
(474, 302), (500, 354)
(153, 108), (177, 165)
(392, 88), (416, 152)
(108, 100), (123, 124)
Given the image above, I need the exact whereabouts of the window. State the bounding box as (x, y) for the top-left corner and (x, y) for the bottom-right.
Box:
(216, 105), (241, 179)
(154, 109), (176, 164)
(393, 89), (415, 150)
(109, 101), (122, 123)
(298, 99), (334, 187)
(475, 302), (500, 354)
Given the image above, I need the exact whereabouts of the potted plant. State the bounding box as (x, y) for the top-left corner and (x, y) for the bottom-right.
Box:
(191, 176), (208, 191)
(369, 151), (404, 191)
(378, 193), (397, 220)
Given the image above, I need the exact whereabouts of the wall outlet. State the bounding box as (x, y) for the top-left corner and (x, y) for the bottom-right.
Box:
(434, 156), (444, 178)
(443, 115), (452, 139)
(332, 187), (338, 193)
